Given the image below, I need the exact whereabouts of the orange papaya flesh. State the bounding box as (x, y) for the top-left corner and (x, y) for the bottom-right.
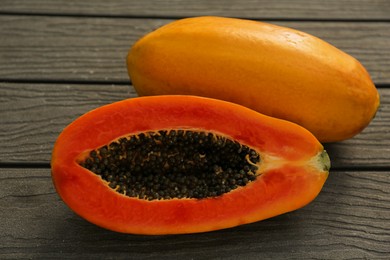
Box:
(51, 95), (330, 235)
(127, 16), (380, 143)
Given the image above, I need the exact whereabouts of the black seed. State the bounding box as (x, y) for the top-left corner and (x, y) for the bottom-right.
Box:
(109, 181), (117, 189)
(90, 150), (98, 158)
(80, 129), (261, 201)
(85, 158), (93, 165)
(99, 147), (108, 156)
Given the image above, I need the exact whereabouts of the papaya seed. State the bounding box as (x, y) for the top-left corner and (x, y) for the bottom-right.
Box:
(80, 130), (261, 200)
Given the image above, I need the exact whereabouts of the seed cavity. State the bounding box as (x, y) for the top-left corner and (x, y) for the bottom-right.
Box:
(79, 130), (261, 200)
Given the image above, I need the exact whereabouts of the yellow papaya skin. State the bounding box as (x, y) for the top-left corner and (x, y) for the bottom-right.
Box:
(127, 16), (380, 143)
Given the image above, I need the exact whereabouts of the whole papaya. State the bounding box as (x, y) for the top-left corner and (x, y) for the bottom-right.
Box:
(127, 16), (380, 142)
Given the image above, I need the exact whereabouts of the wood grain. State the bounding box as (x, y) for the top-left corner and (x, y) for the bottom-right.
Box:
(0, 0), (389, 20)
(0, 83), (135, 163)
(0, 168), (388, 259)
(0, 16), (389, 84)
(0, 83), (388, 168)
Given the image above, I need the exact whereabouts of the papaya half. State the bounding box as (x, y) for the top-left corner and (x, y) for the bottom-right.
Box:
(51, 95), (330, 235)
(127, 16), (380, 143)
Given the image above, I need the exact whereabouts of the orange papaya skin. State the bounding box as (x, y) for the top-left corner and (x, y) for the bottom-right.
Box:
(51, 96), (329, 235)
(127, 16), (380, 143)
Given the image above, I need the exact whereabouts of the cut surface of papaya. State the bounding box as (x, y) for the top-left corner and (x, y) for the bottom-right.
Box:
(127, 16), (380, 143)
(51, 95), (330, 235)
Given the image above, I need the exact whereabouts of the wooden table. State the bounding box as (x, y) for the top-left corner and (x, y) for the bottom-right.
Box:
(1, 1), (389, 259)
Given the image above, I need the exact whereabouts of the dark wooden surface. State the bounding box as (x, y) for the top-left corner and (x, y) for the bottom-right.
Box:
(0, 1), (389, 259)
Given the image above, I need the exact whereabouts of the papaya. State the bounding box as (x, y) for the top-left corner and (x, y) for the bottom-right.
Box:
(127, 16), (380, 143)
(51, 95), (330, 235)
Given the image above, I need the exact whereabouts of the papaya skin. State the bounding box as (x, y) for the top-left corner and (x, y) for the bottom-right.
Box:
(127, 16), (380, 143)
(51, 96), (329, 235)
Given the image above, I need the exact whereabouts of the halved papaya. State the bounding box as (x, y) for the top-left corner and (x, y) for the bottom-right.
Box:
(51, 95), (330, 235)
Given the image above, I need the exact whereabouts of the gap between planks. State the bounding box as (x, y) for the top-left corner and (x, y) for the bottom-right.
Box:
(0, 11), (390, 22)
(0, 79), (389, 89)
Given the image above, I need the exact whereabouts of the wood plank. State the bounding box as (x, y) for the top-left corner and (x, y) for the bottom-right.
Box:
(0, 0), (389, 20)
(0, 16), (389, 84)
(0, 83), (389, 168)
(0, 168), (388, 258)
(0, 83), (135, 163)
(0, 16), (165, 83)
